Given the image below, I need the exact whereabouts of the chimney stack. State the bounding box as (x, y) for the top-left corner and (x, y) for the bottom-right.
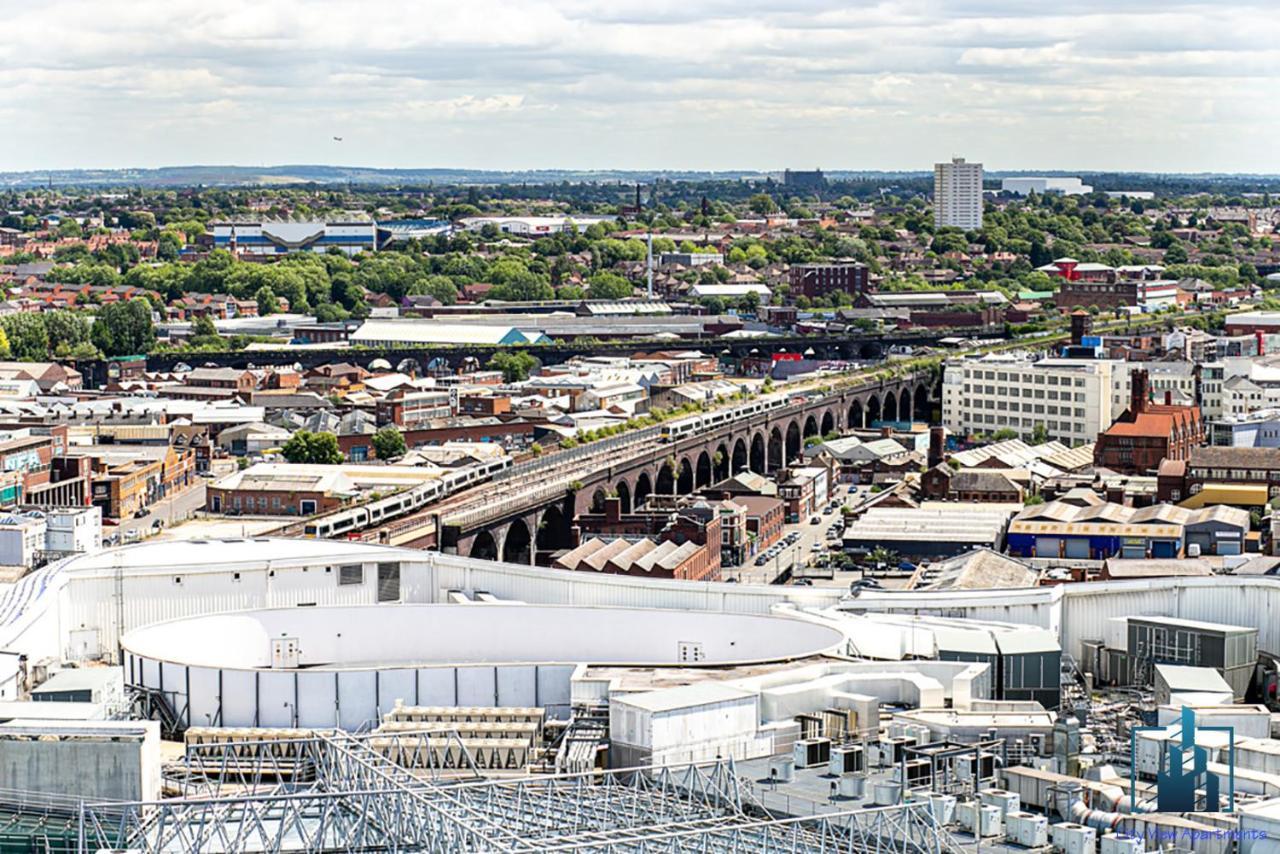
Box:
(1070, 310), (1092, 347)
(605, 495), (622, 523)
(1130, 368), (1150, 415)
(928, 426), (946, 469)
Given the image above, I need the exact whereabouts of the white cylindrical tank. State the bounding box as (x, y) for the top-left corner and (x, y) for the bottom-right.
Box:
(873, 781), (901, 806)
(838, 775), (865, 798)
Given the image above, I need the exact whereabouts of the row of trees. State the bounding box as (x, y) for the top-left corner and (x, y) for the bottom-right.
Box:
(0, 301), (153, 361)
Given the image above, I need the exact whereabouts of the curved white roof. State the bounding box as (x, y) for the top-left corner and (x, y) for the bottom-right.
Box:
(60, 537), (414, 577)
(121, 603), (848, 670)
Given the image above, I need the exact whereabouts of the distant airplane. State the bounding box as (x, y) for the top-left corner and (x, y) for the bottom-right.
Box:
(333, 136), (343, 142)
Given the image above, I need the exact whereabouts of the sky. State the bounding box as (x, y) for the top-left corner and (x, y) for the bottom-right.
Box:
(2, 0), (1278, 173)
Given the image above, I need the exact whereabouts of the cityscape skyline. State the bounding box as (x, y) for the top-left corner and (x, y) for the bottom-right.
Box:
(2, 0), (1277, 173)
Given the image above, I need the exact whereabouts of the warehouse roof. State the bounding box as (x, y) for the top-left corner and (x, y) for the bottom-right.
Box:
(1129, 615), (1255, 634)
(914, 549), (1037, 591)
(613, 682), (756, 714)
(1188, 446), (1280, 470)
(950, 438), (1069, 470)
(843, 504), (1015, 544)
(1103, 559), (1213, 578)
(1154, 665), (1233, 694)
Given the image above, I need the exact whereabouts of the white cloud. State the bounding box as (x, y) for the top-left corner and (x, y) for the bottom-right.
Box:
(1, 0), (1277, 171)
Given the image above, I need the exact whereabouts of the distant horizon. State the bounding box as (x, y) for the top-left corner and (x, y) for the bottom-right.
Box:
(5, 163), (1280, 181)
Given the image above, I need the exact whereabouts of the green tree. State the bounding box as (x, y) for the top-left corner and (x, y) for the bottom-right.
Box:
(748, 193), (779, 215)
(280, 430), (344, 465)
(254, 285), (280, 315)
(487, 351), (538, 382)
(372, 426), (407, 460)
(90, 299), (156, 357)
(188, 314), (222, 349)
(406, 274), (459, 305)
(0, 313), (50, 361)
(44, 311), (94, 357)
(587, 272), (633, 300)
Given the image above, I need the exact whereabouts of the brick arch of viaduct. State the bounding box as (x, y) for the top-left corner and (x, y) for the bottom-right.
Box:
(453, 375), (937, 563)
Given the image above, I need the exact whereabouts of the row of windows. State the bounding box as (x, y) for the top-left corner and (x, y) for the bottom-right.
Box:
(964, 370), (1088, 387)
(970, 400), (1086, 417)
(967, 413), (1086, 433)
(964, 384), (1086, 402)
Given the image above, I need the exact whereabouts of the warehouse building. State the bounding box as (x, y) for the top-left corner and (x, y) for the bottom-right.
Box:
(841, 502), (1017, 559)
(1007, 499), (1249, 559)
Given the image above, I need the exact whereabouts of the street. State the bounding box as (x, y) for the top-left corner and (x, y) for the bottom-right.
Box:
(112, 482), (207, 543)
(725, 500), (847, 585)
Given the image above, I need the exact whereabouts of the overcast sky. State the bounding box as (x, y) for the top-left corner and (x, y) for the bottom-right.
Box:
(3, 0), (1277, 173)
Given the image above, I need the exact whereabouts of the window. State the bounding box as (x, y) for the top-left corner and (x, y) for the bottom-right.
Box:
(376, 562), (400, 602)
(339, 564), (363, 586)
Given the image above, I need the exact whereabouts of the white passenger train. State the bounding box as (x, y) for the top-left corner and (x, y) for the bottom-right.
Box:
(303, 456), (512, 539)
(657, 391), (815, 442)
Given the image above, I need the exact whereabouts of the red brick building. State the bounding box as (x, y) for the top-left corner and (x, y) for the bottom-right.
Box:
(1094, 369), (1204, 474)
(789, 262), (870, 299)
(731, 494), (785, 555)
(567, 496), (722, 581)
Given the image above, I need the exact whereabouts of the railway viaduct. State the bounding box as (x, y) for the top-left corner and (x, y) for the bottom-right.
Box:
(70, 328), (999, 388)
(438, 371), (936, 566)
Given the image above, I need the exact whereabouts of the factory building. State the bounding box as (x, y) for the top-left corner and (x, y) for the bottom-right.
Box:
(841, 503), (1017, 559)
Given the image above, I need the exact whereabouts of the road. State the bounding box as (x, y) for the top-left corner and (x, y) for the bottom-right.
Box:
(724, 498), (848, 585)
(112, 482), (207, 543)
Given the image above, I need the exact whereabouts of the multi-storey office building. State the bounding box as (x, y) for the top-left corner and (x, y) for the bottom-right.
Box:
(943, 354), (1120, 444)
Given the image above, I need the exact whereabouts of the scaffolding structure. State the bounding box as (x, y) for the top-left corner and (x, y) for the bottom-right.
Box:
(78, 730), (967, 853)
